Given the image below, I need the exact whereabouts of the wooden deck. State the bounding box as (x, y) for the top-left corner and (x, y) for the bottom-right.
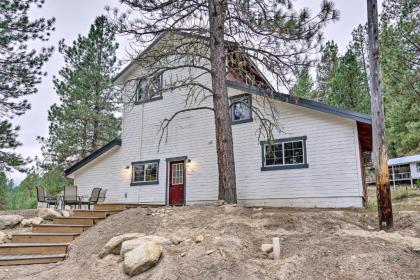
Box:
(0, 203), (161, 266)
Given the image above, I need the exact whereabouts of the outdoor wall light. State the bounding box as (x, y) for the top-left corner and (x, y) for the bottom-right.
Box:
(124, 165), (130, 170)
(187, 159), (192, 163)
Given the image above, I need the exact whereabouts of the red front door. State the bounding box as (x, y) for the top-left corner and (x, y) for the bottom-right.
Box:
(169, 161), (185, 206)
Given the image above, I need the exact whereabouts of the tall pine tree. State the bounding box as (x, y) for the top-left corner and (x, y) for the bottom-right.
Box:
(40, 16), (120, 169)
(315, 41), (339, 102)
(290, 67), (315, 98)
(0, 0), (54, 171)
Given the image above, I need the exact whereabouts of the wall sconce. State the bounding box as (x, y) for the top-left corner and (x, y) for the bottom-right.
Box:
(187, 159), (191, 164)
(124, 165), (130, 170)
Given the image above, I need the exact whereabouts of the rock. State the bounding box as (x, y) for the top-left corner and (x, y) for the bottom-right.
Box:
(142, 235), (172, 246)
(195, 234), (204, 243)
(38, 208), (62, 220)
(120, 238), (148, 257)
(99, 233), (146, 258)
(261, 244), (273, 253)
(214, 200), (225, 206)
(180, 252), (186, 257)
(0, 232), (7, 244)
(0, 215), (24, 228)
(21, 217), (43, 227)
(205, 250), (215, 255)
(170, 235), (183, 245)
(412, 248), (420, 254)
(367, 225), (374, 230)
(123, 241), (162, 276)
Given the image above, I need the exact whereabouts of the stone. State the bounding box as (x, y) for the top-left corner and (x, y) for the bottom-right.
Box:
(412, 248), (420, 254)
(205, 250), (215, 255)
(170, 235), (183, 245)
(21, 217), (43, 227)
(180, 252), (186, 257)
(123, 241), (162, 276)
(195, 234), (204, 243)
(0, 232), (7, 244)
(0, 215), (24, 228)
(214, 200), (225, 206)
(367, 225), (374, 230)
(261, 244), (273, 253)
(38, 208), (62, 220)
(120, 235), (172, 257)
(99, 233), (146, 258)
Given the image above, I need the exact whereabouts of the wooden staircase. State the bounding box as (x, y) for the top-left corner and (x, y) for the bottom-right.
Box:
(0, 203), (157, 266)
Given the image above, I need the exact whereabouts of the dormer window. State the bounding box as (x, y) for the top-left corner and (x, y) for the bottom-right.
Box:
(135, 74), (162, 103)
(229, 94), (252, 124)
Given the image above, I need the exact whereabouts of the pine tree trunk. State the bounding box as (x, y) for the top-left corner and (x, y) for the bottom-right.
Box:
(367, 0), (393, 229)
(208, 0), (237, 203)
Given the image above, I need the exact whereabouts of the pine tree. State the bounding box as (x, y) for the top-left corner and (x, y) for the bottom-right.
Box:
(315, 41), (339, 102)
(327, 50), (370, 114)
(0, 0), (54, 171)
(0, 172), (13, 210)
(381, 0), (419, 155)
(40, 16), (121, 169)
(290, 68), (315, 99)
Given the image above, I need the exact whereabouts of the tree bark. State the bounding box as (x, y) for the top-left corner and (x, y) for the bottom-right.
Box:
(208, 0), (237, 203)
(366, 0), (393, 229)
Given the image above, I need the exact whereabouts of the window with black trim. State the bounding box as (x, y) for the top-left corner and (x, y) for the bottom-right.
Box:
(230, 94), (252, 124)
(135, 74), (162, 103)
(417, 162), (420, 172)
(131, 160), (159, 185)
(261, 137), (308, 171)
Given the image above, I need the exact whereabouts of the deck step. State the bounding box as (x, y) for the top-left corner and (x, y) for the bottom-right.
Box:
(53, 217), (101, 226)
(0, 243), (68, 255)
(11, 233), (79, 243)
(71, 210), (122, 218)
(32, 224), (90, 234)
(94, 204), (129, 211)
(0, 254), (65, 266)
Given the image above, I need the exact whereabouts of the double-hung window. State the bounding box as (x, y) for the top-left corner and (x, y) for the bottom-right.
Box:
(261, 136), (308, 171)
(135, 74), (162, 103)
(131, 160), (160, 186)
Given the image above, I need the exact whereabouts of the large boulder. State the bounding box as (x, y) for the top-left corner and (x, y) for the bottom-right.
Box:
(0, 232), (7, 244)
(119, 235), (171, 258)
(38, 208), (62, 220)
(0, 215), (24, 229)
(21, 217), (43, 227)
(98, 233), (146, 258)
(123, 241), (162, 276)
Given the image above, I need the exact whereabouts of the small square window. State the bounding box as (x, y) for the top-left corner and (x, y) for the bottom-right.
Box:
(135, 75), (162, 103)
(230, 94), (252, 124)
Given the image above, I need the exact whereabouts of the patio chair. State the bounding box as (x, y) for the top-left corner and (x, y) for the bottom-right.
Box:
(80, 187), (102, 210)
(63, 185), (80, 209)
(98, 188), (107, 203)
(36, 186), (57, 209)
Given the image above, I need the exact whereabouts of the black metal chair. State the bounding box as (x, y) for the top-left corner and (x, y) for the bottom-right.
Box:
(98, 188), (107, 203)
(80, 187), (102, 210)
(63, 185), (80, 209)
(36, 186), (57, 209)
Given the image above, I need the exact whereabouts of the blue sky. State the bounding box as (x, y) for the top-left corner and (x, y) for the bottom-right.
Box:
(8, 0), (383, 184)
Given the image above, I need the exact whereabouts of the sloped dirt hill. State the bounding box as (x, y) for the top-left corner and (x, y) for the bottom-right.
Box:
(1, 205), (419, 280)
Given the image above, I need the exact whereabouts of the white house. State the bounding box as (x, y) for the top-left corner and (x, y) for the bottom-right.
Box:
(388, 154), (420, 188)
(65, 33), (373, 208)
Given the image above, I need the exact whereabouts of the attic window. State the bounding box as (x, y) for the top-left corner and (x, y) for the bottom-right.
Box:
(135, 74), (162, 103)
(229, 94), (252, 124)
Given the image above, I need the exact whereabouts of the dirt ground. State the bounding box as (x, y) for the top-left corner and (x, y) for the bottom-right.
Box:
(0, 205), (419, 280)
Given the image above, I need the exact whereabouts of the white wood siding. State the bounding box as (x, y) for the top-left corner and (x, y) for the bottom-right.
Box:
(73, 65), (364, 208)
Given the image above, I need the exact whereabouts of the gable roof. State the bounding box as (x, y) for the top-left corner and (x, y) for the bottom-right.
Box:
(388, 154), (420, 166)
(65, 138), (122, 176)
(226, 80), (372, 124)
